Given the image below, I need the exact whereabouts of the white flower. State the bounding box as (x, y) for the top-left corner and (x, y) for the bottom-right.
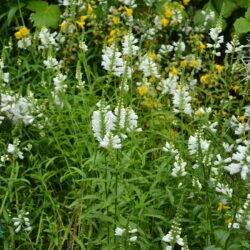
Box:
(122, 33), (139, 56)
(17, 37), (31, 49)
(3, 72), (9, 83)
(39, 27), (58, 48)
(129, 228), (138, 233)
(163, 142), (178, 154)
(171, 154), (187, 177)
(224, 144), (250, 180)
(119, 0), (137, 7)
(100, 132), (122, 149)
(53, 73), (67, 92)
(188, 132), (210, 156)
(139, 54), (160, 78)
(115, 227), (125, 236)
(158, 77), (178, 95)
(101, 45), (126, 77)
(216, 182), (233, 197)
(43, 56), (59, 69)
(128, 236), (137, 242)
(173, 87), (192, 116)
(1, 93), (35, 125)
(13, 211), (32, 233)
(225, 39), (244, 54)
(7, 144), (15, 154)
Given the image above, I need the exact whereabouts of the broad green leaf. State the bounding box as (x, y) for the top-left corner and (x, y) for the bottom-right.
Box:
(27, 1), (48, 12)
(236, 0), (249, 8)
(214, 229), (230, 246)
(245, 4), (250, 20)
(212, 0), (238, 18)
(27, 1), (61, 28)
(234, 17), (250, 34)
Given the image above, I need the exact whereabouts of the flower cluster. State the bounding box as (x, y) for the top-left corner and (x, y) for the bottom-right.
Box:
(92, 100), (141, 149)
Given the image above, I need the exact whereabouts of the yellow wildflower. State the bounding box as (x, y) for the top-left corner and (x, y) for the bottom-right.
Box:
(149, 77), (156, 83)
(183, 0), (190, 5)
(14, 31), (22, 40)
(108, 38), (114, 45)
(112, 16), (120, 25)
(87, 5), (93, 15)
(226, 218), (233, 224)
(14, 26), (29, 39)
(164, 8), (173, 18)
(125, 7), (133, 16)
(149, 52), (157, 60)
(191, 60), (199, 69)
(138, 85), (147, 96)
(80, 15), (88, 22)
(200, 75), (208, 85)
(171, 67), (178, 77)
(217, 202), (230, 213)
(215, 64), (224, 73)
(195, 110), (204, 117)
(77, 15), (88, 28)
(161, 18), (169, 27)
(110, 29), (116, 37)
(59, 21), (67, 31)
(232, 85), (240, 92)
(199, 42), (206, 52)
(239, 115), (246, 123)
(143, 99), (153, 107)
(180, 60), (187, 68)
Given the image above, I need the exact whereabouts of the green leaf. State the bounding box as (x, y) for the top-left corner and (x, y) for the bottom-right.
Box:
(212, 0), (238, 18)
(234, 17), (250, 34)
(7, 4), (25, 26)
(27, 1), (61, 28)
(236, 0), (249, 8)
(214, 229), (230, 246)
(27, 1), (48, 12)
(203, 246), (222, 250)
(245, 4), (250, 20)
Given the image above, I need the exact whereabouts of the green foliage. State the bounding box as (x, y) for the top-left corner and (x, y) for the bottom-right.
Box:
(27, 1), (61, 29)
(194, 0), (250, 35)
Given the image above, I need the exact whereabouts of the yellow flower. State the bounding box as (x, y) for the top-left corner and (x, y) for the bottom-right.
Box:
(125, 7), (133, 16)
(195, 110), (204, 117)
(161, 18), (169, 27)
(59, 21), (67, 31)
(14, 31), (22, 40)
(14, 26), (29, 39)
(138, 85), (148, 96)
(217, 202), (230, 213)
(149, 52), (157, 60)
(110, 29), (116, 37)
(199, 42), (206, 52)
(20, 26), (29, 36)
(112, 16), (120, 25)
(180, 60), (187, 68)
(171, 67), (178, 77)
(76, 21), (85, 28)
(226, 218), (233, 224)
(191, 60), (199, 68)
(183, 0), (190, 5)
(232, 85), (240, 92)
(200, 75), (208, 85)
(143, 99), (153, 107)
(77, 15), (88, 28)
(215, 64), (224, 73)
(80, 15), (88, 22)
(87, 5), (93, 15)
(164, 8), (173, 18)
(239, 115), (246, 123)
